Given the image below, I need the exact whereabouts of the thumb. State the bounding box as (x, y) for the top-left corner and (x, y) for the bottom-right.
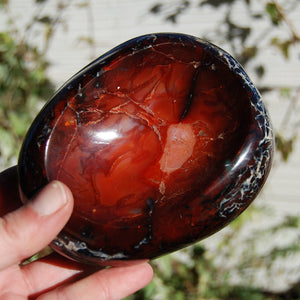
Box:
(0, 181), (73, 270)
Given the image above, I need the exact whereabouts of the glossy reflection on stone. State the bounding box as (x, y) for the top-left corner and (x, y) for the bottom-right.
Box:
(18, 33), (274, 265)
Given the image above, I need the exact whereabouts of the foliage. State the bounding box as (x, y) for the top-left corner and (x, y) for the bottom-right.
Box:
(0, 0), (73, 169)
(0, 30), (54, 167)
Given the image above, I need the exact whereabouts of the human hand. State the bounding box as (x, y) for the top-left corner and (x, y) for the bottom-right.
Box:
(0, 166), (153, 299)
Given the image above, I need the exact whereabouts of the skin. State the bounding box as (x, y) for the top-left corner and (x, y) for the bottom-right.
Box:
(0, 166), (153, 299)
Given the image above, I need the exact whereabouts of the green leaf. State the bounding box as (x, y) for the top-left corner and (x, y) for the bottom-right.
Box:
(275, 133), (295, 161)
(8, 111), (31, 137)
(77, 36), (95, 46)
(35, 15), (53, 24)
(200, 0), (236, 8)
(0, 0), (8, 9)
(266, 2), (282, 25)
(271, 37), (292, 59)
(280, 87), (291, 98)
(150, 3), (163, 14)
(255, 65), (265, 78)
(76, 1), (89, 8)
(0, 127), (15, 158)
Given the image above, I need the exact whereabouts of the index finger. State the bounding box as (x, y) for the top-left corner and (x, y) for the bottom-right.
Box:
(37, 262), (153, 300)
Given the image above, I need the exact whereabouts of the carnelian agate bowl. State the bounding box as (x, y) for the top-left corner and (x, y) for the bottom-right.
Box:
(18, 33), (274, 265)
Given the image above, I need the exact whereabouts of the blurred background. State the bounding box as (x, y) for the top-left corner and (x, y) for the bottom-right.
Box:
(0, 0), (299, 299)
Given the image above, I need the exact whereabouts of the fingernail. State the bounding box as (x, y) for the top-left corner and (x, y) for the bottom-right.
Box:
(30, 181), (68, 216)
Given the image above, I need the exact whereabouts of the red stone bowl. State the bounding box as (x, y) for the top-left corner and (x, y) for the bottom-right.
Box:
(18, 33), (274, 265)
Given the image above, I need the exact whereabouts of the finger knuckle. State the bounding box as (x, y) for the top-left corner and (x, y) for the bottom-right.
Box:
(0, 214), (24, 261)
(0, 214), (22, 245)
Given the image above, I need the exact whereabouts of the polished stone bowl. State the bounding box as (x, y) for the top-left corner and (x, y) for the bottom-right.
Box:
(18, 33), (274, 265)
